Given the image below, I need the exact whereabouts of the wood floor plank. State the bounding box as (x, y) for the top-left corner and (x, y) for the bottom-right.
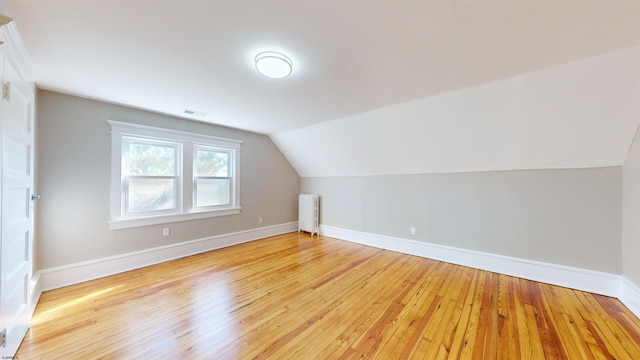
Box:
(286, 255), (427, 360)
(16, 233), (640, 359)
(384, 262), (454, 359)
(372, 260), (444, 359)
(450, 269), (486, 359)
(307, 254), (417, 360)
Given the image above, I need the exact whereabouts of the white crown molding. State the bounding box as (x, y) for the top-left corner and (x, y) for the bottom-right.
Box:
(320, 225), (640, 319)
(34, 222), (298, 294)
(0, 20), (36, 82)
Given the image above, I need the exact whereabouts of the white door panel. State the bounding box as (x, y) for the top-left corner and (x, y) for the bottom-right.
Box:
(1, 51), (34, 357)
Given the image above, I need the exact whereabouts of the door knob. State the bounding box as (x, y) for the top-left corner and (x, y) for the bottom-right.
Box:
(31, 194), (40, 201)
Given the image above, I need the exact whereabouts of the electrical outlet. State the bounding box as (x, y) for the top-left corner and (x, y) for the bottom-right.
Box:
(163, 228), (170, 236)
(258, 217), (263, 224)
(410, 227), (416, 235)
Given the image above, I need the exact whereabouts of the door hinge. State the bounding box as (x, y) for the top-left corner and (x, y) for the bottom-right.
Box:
(1, 328), (6, 347)
(2, 82), (10, 101)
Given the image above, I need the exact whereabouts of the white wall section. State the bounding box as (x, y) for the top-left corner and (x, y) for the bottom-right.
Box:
(273, 46), (640, 178)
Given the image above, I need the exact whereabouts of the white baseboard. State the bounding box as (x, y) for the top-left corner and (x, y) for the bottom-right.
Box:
(320, 225), (640, 319)
(35, 222), (298, 293)
(620, 277), (640, 319)
(31, 222), (640, 321)
(29, 271), (42, 317)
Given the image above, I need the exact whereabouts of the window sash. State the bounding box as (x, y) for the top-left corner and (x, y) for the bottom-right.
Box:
(193, 146), (235, 211)
(124, 175), (180, 217)
(194, 148), (230, 177)
(122, 137), (180, 176)
(193, 176), (232, 209)
(121, 138), (182, 219)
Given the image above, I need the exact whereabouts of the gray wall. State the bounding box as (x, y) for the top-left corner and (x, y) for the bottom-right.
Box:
(623, 127), (640, 285)
(35, 90), (300, 270)
(302, 167), (622, 274)
(34, 88), (629, 278)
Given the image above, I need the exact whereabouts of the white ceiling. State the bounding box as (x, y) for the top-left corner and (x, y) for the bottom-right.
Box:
(2, 0), (639, 135)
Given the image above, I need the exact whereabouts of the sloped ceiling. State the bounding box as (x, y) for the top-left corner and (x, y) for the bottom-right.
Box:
(273, 46), (640, 177)
(1, 0), (639, 176)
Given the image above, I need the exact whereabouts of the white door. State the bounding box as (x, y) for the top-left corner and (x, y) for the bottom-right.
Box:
(0, 52), (34, 357)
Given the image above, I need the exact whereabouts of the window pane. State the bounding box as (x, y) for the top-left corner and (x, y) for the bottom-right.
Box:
(128, 178), (176, 213)
(195, 150), (228, 177)
(128, 143), (176, 176)
(196, 178), (230, 207)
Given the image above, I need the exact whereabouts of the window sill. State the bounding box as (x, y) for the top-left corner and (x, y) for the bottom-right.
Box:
(109, 207), (241, 230)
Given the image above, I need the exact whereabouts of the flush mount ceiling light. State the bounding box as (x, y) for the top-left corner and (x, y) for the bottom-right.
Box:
(255, 51), (292, 79)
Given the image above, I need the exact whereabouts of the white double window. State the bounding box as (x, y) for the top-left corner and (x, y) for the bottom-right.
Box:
(109, 121), (241, 230)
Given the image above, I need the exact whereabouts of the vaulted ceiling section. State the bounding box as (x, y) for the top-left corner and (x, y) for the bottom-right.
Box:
(2, 0), (639, 176)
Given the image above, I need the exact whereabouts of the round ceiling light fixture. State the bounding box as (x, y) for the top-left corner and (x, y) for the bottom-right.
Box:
(255, 51), (292, 79)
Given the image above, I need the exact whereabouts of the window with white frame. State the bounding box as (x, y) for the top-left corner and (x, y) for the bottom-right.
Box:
(109, 120), (242, 230)
(193, 146), (234, 209)
(123, 138), (181, 217)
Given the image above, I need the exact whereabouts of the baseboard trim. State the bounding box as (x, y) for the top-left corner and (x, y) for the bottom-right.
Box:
(620, 277), (640, 319)
(32, 222), (640, 320)
(320, 225), (640, 319)
(36, 222), (298, 292)
(29, 271), (42, 315)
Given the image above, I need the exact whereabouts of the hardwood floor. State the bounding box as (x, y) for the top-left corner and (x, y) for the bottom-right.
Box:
(17, 233), (640, 359)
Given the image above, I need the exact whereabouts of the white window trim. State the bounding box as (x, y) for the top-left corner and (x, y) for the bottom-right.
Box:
(108, 120), (242, 230)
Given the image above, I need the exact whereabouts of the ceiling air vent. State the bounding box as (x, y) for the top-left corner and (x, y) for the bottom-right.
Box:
(183, 109), (206, 117)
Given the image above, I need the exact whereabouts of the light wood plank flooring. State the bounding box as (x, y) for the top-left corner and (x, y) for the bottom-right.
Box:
(17, 233), (640, 359)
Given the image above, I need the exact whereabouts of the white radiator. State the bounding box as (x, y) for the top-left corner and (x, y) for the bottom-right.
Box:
(298, 193), (319, 236)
